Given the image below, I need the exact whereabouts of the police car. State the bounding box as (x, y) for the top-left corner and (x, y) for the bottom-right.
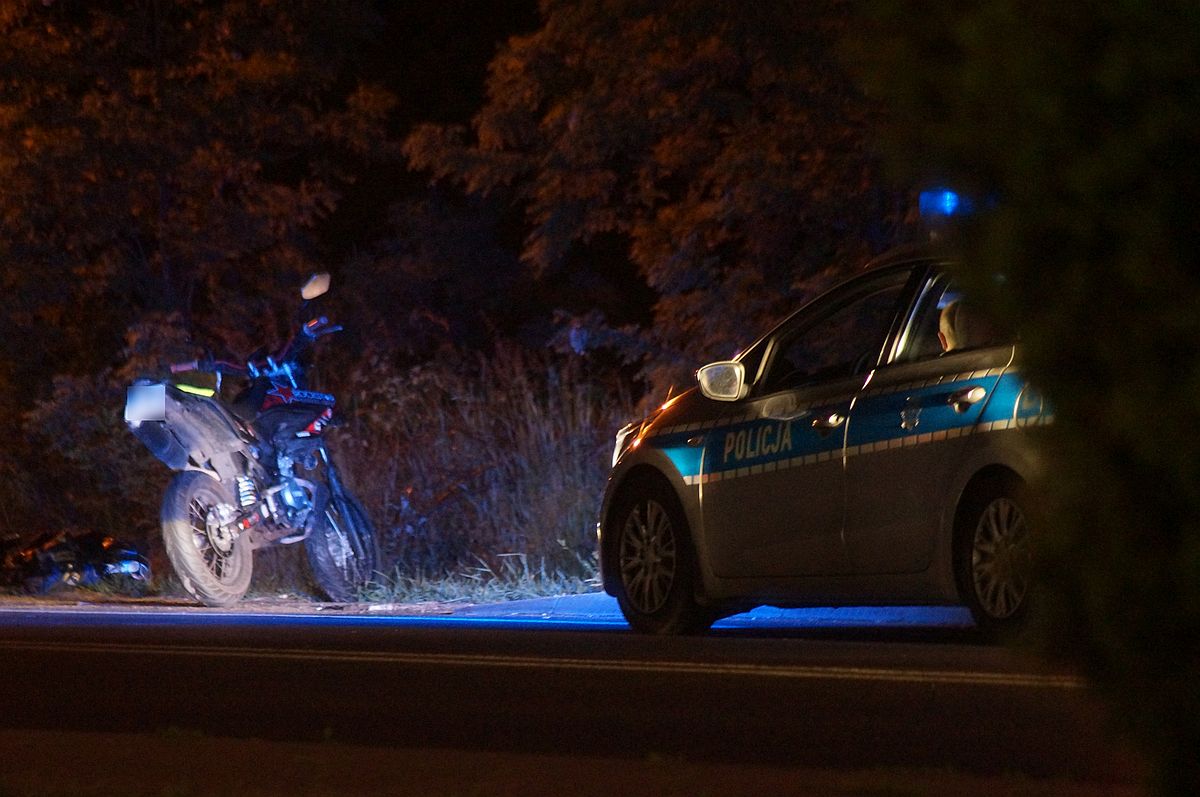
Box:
(599, 243), (1047, 635)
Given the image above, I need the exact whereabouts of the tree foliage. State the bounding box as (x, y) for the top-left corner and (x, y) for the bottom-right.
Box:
(405, 0), (913, 395)
(852, 3), (1200, 792)
(0, 0), (397, 531)
(0, 0), (396, 379)
(340, 191), (530, 361)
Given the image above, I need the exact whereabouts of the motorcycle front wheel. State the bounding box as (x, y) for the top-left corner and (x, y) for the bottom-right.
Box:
(161, 471), (252, 606)
(305, 491), (378, 602)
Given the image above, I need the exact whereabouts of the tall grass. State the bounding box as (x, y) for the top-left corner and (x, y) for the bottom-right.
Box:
(335, 343), (632, 591)
(360, 553), (600, 605)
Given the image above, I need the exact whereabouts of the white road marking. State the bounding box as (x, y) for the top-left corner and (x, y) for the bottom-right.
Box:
(0, 639), (1085, 690)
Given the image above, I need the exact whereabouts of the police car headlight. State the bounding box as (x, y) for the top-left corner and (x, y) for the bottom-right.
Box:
(612, 422), (637, 468)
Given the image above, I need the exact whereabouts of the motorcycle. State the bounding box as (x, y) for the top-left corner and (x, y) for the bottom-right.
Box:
(0, 529), (151, 595)
(123, 272), (377, 606)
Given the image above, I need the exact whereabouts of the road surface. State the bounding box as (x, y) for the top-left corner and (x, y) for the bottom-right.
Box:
(0, 595), (1143, 794)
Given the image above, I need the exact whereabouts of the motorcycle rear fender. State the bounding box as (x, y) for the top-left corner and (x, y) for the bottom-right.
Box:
(131, 386), (248, 481)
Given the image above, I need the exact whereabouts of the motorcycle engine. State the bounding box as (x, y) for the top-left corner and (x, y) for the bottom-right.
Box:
(279, 478), (312, 518)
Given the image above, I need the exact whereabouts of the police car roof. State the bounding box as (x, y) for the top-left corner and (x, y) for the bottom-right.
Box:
(859, 242), (947, 272)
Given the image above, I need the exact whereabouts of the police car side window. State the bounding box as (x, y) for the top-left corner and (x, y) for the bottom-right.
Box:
(897, 276), (1012, 361)
(897, 277), (955, 362)
(760, 275), (908, 394)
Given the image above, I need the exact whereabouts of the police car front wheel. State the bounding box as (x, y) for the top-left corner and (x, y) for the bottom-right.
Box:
(611, 481), (713, 635)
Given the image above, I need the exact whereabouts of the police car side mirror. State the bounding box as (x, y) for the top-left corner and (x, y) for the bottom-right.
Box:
(697, 361), (747, 402)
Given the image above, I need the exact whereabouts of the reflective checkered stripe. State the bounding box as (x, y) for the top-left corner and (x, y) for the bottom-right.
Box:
(644, 371), (1047, 487)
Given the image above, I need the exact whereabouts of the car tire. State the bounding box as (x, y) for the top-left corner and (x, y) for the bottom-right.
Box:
(610, 479), (714, 635)
(954, 474), (1032, 637)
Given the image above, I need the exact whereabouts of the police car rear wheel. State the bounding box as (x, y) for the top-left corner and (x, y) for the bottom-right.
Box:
(612, 482), (712, 635)
(955, 475), (1031, 636)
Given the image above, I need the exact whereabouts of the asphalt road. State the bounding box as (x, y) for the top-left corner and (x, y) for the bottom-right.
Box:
(0, 599), (1141, 790)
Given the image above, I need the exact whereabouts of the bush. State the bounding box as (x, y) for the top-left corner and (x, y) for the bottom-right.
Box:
(853, 3), (1200, 792)
(18, 318), (631, 600)
(21, 315), (195, 578)
(336, 343), (633, 583)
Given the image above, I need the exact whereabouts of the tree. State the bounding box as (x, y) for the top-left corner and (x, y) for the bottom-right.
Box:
(0, 0), (396, 531)
(405, 0), (914, 397)
(851, 3), (1200, 792)
(0, 0), (395, 378)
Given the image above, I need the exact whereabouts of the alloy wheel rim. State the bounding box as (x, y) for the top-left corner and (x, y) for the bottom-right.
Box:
(971, 497), (1030, 619)
(619, 498), (677, 614)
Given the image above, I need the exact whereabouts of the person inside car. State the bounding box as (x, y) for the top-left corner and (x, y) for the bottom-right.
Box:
(938, 298), (1001, 353)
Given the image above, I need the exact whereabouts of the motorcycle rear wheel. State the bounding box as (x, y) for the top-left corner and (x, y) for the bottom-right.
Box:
(305, 491), (377, 602)
(161, 471), (252, 606)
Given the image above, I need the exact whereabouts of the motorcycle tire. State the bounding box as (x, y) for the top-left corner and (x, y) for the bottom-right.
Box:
(305, 491), (378, 602)
(161, 470), (252, 606)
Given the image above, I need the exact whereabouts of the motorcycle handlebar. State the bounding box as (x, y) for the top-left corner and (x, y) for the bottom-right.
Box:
(170, 317), (339, 379)
(277, 316), (341, 364)
(169, 359), (246, 376)
(301, 316), (342, 339)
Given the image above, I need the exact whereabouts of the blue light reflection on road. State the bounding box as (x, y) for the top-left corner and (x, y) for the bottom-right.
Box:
(0, 594), (974, 632)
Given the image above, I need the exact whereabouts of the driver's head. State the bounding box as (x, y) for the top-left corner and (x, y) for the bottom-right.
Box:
(939, 298), (1001, 352)
(938, 300), (964, 352)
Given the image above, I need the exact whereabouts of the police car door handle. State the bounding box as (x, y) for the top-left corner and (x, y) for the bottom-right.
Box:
(948, 386), (988, 413)
(761, 394), (809, 422)
(811, 412), (845, 431)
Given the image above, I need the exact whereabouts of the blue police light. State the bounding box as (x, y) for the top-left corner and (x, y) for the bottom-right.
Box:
(919, 188), (972, 219)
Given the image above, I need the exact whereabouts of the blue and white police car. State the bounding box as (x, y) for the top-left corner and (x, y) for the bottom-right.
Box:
(599, 242), (1047, 634)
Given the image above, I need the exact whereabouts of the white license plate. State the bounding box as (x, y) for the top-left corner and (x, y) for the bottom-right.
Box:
(124, 383), (167, 425)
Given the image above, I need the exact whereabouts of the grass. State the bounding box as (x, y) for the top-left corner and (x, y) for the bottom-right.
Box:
(0, 549), (600, 607)
(359, 552), (601, 605)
